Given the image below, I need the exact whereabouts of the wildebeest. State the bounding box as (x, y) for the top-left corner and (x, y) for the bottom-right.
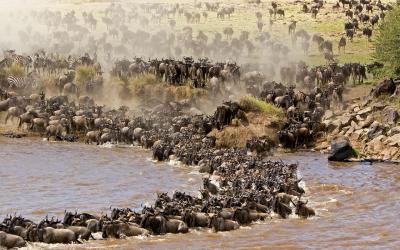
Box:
(362, 27), (373, 41)
(0, 231), (26, 248)
(338, 37), (347, 53)
(102, 221), (149, 238)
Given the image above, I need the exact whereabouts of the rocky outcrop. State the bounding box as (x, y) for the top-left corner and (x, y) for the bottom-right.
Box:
(319, 99), (400, 161)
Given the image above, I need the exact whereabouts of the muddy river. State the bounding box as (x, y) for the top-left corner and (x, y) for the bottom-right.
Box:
(1, 137), (399, 249)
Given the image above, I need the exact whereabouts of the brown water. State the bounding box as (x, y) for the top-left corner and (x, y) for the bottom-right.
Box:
(1, 137), (399, 249)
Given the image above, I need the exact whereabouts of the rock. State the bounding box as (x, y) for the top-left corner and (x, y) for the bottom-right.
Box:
(367, 135), (386, 152)
(359, 115), (373, 128)
(332, 118), (342, 128)
(381, 147), (399, 160)
(323, 110), (334, 120)
(340, 115), (355, 128)
(384, 134), (400, 147)
(350, 120), (359, 129)
(372, 102), (386, 111)
(345, 126), (355, 137)
(387, 126), (400, 137)
(323, 119), (337, 132)
(353, 106), (360, 112)
(315, 141), (329, 151)
(382, 106), (399, 125)
(371, 78), (396, 97)
(351, 129), (364, 141)
(357, 107), (372, 116)
(331, 127), (340, 136)
(355, 115), (364, 121)
(341, 126), (350, 134)
(328, 137), (357, 161)
(367, 121), (383, 139)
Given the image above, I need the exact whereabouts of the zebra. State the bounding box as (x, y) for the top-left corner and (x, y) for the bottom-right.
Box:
(0, 57), (13, 69)
(67, 55), (79, 69)
(7, 73), (38, 90)
(3, 51), (32, 72)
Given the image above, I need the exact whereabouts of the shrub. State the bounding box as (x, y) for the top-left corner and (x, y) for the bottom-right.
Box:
(128, 74), (158, 94)
(374, 3), (400, 76)
(75, 65), (96, 86)
(239, 96), (285, 118)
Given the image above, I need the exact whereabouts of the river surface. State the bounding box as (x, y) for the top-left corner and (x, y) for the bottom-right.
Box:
(0, 137), (399, 249)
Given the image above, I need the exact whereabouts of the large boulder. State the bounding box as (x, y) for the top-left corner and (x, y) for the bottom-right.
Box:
(382, 106), (399, 125)
(385, 133), (400, 147)
(371, 78), (396, 98)
(328, 137), (357, 161)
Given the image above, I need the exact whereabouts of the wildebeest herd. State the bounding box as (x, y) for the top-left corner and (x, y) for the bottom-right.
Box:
(0, 0), (395, 248)
(0, 0), (392, 75)
(0, 48), (383, 249)
(0, 84), (316, 247)
(111, 56), (240, 87)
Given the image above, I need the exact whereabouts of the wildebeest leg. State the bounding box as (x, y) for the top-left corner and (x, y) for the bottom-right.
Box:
(5, 113), (10, 124)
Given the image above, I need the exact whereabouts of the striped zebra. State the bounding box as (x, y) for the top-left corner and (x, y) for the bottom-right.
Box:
(2, 51), (32, 72)
(67, 56), (79, 69)
(7, 74), (38, 89)
(12, 55), (32, 72)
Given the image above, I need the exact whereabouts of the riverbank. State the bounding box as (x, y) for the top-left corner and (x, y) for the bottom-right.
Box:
(317, 79), (400, 161)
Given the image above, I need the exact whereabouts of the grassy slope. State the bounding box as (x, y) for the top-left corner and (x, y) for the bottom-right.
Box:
(53, 0), (394, 69)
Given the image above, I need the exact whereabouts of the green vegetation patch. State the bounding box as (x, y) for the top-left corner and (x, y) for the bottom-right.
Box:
(239, 96), (285, 118)
(374, 3), (400, 76)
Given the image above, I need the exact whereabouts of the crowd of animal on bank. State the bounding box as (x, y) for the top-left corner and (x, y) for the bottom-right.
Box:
(0, 0), (396, 247)
(0, 84), (316, 248)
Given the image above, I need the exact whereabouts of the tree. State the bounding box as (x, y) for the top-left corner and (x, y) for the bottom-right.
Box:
(374, 3), (400, 76)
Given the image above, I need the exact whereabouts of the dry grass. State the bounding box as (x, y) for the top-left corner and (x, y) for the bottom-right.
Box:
(3, 63), (25, 77)
(128, 74), (158, 93)
(126, 74), (207, 100)
(75, 65), (96, 86)
(209, 112), (281, 148)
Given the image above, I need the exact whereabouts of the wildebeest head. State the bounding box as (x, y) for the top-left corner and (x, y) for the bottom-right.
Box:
(233, 207), (250, 225)
(63, 211), (75, 225)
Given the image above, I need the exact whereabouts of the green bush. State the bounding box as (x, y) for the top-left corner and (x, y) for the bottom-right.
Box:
(239, 96), (285, 118)
(374, 3), (400, 76)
